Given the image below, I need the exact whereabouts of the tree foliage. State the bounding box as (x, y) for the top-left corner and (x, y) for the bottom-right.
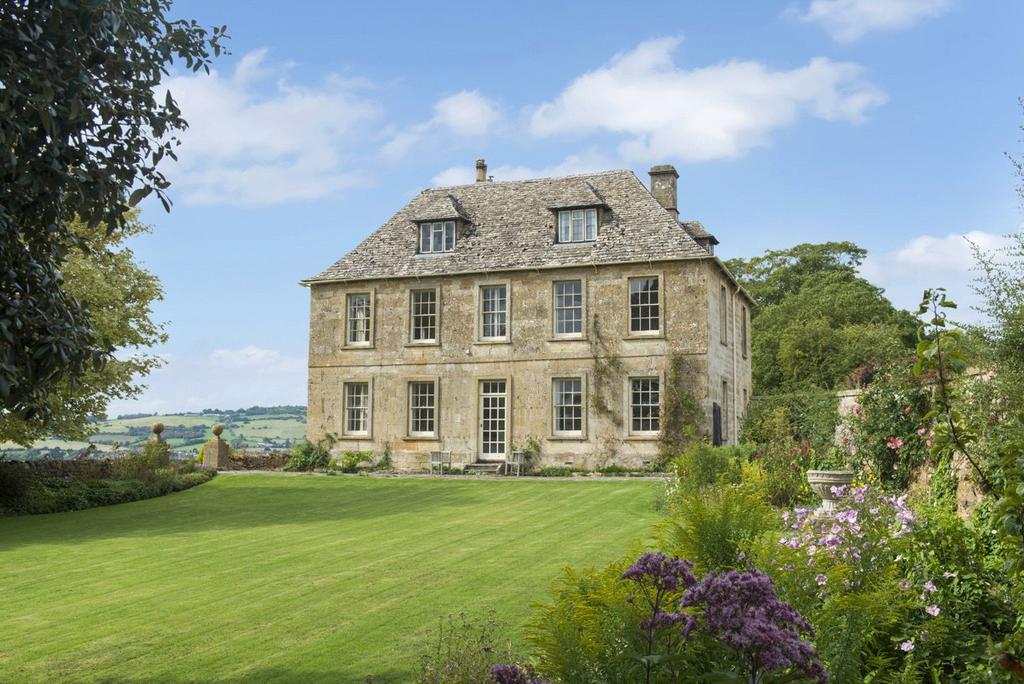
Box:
(0, 213), (166, 445)
(0, 1), (226, 427)
(726, 242), (916, 394)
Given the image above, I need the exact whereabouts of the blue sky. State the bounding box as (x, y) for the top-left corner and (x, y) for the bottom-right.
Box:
(114, 0), (1024, 416)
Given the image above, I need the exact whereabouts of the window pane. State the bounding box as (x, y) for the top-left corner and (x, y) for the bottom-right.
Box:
(347, 293), (371, 343)
(444, 221), (455, 251)
(559, 211), (571, 243)
(554, 378), (583, 434)
(481, 285), (507, 338)
(410, 381), (436, 434)
(571, 209), (584, 242)
(420, 225), (431, 253)
(585, 208), (597, 240)
(630, 378), (660, 433)
(554, 280), (582, 335)
(411, 290), (437, 341)
(629, 278), (660, 333)
(345, 382), (369, 434)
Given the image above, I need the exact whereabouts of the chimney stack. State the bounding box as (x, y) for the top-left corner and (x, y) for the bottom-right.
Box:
(648, 164), (679, 220)
(475, 159), (487, 183)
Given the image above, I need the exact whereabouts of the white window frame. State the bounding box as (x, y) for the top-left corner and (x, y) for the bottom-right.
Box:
(627, 376), (662, 437)
(627, 276), (661, 336)
(478, 283), (510, 342)
(552, 377), (585, 438)
(552, 279), (585, 338)
(557, 208), (598, 243)
(408, 380), (438, 439)
(419, 221), (456, 254)
(409, 287), (440, 344)
(342, 381), (371, 437)
(345, 291), (373, 347)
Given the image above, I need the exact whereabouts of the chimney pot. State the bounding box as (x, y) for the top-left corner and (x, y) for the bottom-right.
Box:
(475, 159), (487, 183)
(648, 164), (679, 220)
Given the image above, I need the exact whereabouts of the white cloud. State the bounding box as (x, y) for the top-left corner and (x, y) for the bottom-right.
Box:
(796, 0), (954, 43)
(530, 38), (886, 164)
(161, 49), (380, 206)
(382, 90), (500, 159)
(860, 229), (1015, 321)
(431, 150), (614, 186)
(106, 345), (307, 416)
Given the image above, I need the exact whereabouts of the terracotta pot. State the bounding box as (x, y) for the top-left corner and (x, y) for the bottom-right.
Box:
(806, 469), (855, 513)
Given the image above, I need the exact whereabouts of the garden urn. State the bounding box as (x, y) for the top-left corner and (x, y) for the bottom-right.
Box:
(806, 470), (855, 513)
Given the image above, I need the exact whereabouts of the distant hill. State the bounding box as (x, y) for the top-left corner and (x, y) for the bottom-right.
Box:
(1, 406), (307, 459)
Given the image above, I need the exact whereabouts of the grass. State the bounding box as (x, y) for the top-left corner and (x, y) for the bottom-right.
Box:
(0, 474), (660, 682)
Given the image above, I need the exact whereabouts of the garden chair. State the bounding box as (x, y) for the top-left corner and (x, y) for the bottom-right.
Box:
(507, 450), (526, 477)
(429, 450), (452, 475)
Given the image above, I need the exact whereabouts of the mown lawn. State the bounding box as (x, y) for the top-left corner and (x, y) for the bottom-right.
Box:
(0, 474), (660, 683)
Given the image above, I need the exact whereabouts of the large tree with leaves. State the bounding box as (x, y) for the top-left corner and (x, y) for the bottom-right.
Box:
(0, 1), (225, 427)
(726, 242), (917, 394)
(0, 213), (166, 445)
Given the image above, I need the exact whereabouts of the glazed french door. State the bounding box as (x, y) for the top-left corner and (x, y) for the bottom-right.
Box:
(479, 380), (507, 459)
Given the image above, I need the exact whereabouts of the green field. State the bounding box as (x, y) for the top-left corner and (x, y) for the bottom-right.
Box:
(0, 475), (659, 682)
(1, 407), (307, 457)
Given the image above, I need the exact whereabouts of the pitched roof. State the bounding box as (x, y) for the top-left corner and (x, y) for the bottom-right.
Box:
(303, 169), (711, 284)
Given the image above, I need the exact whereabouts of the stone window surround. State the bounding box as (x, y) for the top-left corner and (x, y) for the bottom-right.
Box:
(550, 276), (588, 341)
(407, 285), (441, 347)
(406, 376), (441, 441)
(719, 283), (729, 346)
(340, 377), (374, 439)
(624, 273), (665, 340)
(550, 374), (588, 440)
(343, 288), (375, 349)
(623, 371), (664, 440)
(474, 279), (512, 344)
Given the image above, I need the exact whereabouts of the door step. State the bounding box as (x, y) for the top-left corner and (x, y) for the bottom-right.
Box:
(464, 461), (505, 475)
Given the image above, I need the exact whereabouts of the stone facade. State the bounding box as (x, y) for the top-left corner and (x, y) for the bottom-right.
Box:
(304, 164), (753, 471)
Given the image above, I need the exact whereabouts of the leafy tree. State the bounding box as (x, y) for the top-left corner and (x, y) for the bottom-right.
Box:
(726, 242), (916, 394)
(0, 213), (166, 445)
(0, 1), (226, 426)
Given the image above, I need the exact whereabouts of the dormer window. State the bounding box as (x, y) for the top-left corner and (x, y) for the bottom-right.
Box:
(419, 221), (456, 254)
(557, 208), (597, 243)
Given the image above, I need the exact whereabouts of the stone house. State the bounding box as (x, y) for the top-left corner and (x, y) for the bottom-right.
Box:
(302, 161), (753, 471)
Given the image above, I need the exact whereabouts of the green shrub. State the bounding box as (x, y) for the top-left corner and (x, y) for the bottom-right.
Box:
(657, 485), (773, 574)
(337, 450), (371, 474)
(536, 466), (577, 477)
(284, 436), (334, 471)
(668, 443), (747, 499)
(415, 611), (520, 684)
(0, 464), (30, 500)
(595, 465), (630, 476)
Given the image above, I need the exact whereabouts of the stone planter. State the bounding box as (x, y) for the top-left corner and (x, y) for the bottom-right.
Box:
(806, 470), (855, 513)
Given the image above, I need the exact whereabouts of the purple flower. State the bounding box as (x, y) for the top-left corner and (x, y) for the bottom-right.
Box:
(622, 552), (696, 593)
(815, 574), (827, 586)
(900, 640), (915, 652)
(943, 571), (956, 579)
(490, 665), (549, 684)
(682, 570), (827, 684)
(925, 604), (940, 617)
(923, 580), (937, 593)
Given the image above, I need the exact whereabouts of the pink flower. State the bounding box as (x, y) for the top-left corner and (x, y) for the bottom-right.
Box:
(853, 403), (862, 415)
(886, 436), (904, 450)
(903, 406), (912, 415)
(917, 427), (927, 436)
(900, 640), (915, 652)
(925, 605), (941, 617)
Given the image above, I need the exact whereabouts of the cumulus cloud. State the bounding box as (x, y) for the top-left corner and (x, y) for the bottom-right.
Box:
(160, 49), (380, 206)
(796, 0), (954, 43)
(106, 346), (307, 416)
(529, 38), (886, 164)
(860, 230), (1014, 321)
(431, 150), (614, 186)
(382, 90), (500, 159)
